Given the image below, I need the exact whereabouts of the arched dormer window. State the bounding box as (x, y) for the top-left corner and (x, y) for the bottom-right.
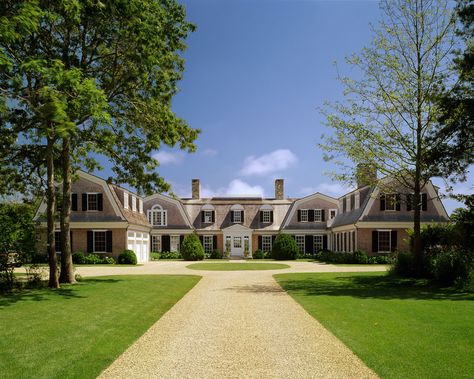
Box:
(259, 204), (274, 224)
(230, 204), (244, 223)
(148, 204), (167, 226)
(201, 204), (215, 224)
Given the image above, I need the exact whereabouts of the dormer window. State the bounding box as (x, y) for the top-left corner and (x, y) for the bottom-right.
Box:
(230, 204), (244, 223)
(314, 209), (322, 222)
(299, 209), (308, 222)
(123, 192), (129, 209)
(139, 199), (143, 213)
(148, 204), (167, 226)
(233, 211), (242, 223)
(132, 196), (137, 212)
(329, 209), (337, 220)
(259, 204), (274, 224)
(82, 193), (103, 211)
(262, 211), (271, 223)
(355, 193), (360, 209)
(381, 194), (400, 211)
(201, 204), (215, 224)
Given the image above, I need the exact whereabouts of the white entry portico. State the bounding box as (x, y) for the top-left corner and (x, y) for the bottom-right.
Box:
(222, 224), (253, 257)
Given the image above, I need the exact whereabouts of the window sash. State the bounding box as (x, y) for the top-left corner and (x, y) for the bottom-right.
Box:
(94, 231), (106, 252)
(329, 209), (337, 220)
(385, 194), (398, 211)
(295, 235), (305, 253)
(151, 235), (161, 252)
(233, 211), (241, 223)
(314, 209), (322, 222)
(233, 237), (242, 248)
(204, 211), (213, 223)
(87, 193), (98, 211)
(262, 236), (272, 252)
(378, 231), (391, 252)
(300, 209), (308, 222)
(148, 209), (167, 226)
(170, 235), (180, 252)
(262, 210), (271, 223)
(203, 235), (213, 253)
(314, 235), (323, 253)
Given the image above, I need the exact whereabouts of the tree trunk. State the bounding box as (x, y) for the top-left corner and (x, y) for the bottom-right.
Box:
(59, 137), (75, 283)
(46, 135), (60, 289)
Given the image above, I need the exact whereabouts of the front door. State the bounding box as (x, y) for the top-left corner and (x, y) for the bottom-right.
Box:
(232, 236), (243, 256)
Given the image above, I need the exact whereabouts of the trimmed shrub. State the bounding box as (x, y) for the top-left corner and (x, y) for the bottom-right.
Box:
(83, 253), (104, 265)
(181, 233), (205, 261)
(118, 250), (137, 265)
(272, 234), (299, 260)
(150, 252), (161, 260)
(160, 251), (181, 259)
(353, 250), (369, 264)
(430, 248), (472, 286)
(209, 249), (223, 259)
(390, 251), (415, 277)
(72, 252), (85, 264)
(103, 256), (115, 264)
(253, 249), (265, 259)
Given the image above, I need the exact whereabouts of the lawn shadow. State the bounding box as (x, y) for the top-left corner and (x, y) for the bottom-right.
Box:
(278, 274), (474, 301)
(223, 284), (285, 294)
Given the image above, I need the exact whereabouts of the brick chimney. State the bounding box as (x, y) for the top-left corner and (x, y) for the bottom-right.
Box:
(192, 179), (200, 199)
(356, 163), (377, 188)
(275, 179), (284, 200)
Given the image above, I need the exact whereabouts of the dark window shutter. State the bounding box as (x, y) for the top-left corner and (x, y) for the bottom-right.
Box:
(199, 235), (203, 246)
(212, 211), (215, 223)
(230, 211), (234, 223)
(98, 193), (103, 211)
(372, 231), (378, 252)
(258, 236), (262, 250)
(106, 231), (112, 253)
(180, 235), (185, 244)
(308, 209), (315, 222)
(271, 235), (276, 250)
(323, 235), (328, 250)
(390, 231), (397, 252)
(407, 194), (413, 211)
(201, 211), (205, 222)
(422, 193), (428, 211)
(162, 235), (170, 252)
(72, 194), (78, 211)
(380, 194), (386, 211)
(321, 210), (325, 222)
(396, 194), (401, 211)
(270, 211), (273, 223)
(305, 235), (312, 255)
(82, 194), (88, 211)
(87, 231), (93, 253)
(343, 198), (347, 213)
(259, 211), (264, 222)
(297, 210), (301, 222)
(213, 235), (217, 250)
(350, 194), (355, 210)
(241, 211), (244, 223)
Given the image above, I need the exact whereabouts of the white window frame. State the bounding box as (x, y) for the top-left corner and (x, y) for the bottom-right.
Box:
(314, 209), (322, 222)
(138, 199), (143, 214)
(346, 196), (351, 211)
(300, 209), (308, 222)
(262, 210), (271, 223)
(93, 230), (107, 253)
(86, 192), (100, 211)
(147, 205), (167, 226)
(314, 235), (323, 253)
(262, 235), (272, 252)
(170, 235), (180, 252)
(295, 235), (305, 254)
(131, 196), (137, 212)
(355, 193), (360, 209)
(233, 210), (242, 223)
(233, 236), (242, 249)
(384, 194), (398, 211)
(377, 230), (391, 253)
(123, 191), (129, 209)
(203, 235), (214, 254)
(151, 235), (162, 252)
(329, 209), (337, 220)
(203, 210), (213, 223)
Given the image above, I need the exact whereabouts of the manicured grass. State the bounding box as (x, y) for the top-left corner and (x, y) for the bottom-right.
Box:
(187, 262), (290, 271)
(0, 275), (200, 379)
(275, 272), (474, 379)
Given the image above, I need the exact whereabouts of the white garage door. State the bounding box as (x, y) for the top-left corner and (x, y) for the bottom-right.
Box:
(127, 231), (149, 263)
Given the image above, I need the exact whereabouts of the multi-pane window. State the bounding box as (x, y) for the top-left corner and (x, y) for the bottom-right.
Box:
(329, 209), (337, 220)
(203, 211), (213, 223)
(233, 237), (242, 248)
(385, 194), (398, 211)
(123, 192), (129, 209)
(262, 210), (271, 223)
(203, 235), (213, 254)
(300, 209), (308, 222)
(378, 231), (391, 252)
(233, 210), (241, 223)
(87, 193), (99, 211)
(138, 199), (143, 213)
(132, 196), (137, 212)
(244, 236), (249, 252)
(148, 206), (167, 226)
(262, 235), (272, 252)
(295, 235), (305, 254)
(314, 235), (323, 253)
(170, 235), (180, 252)
(94, 231), (106, 252)
(151, 235), (161, 252)
(314, 209), (322, 222)
(55, 231), (61, 252)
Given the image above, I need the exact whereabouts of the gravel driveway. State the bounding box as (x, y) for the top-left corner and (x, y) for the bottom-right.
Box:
(92, 261), (382, 378)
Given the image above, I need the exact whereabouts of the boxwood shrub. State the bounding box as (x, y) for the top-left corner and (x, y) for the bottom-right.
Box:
(272, 234), (299, 260)
(118, 250), (137, 265)
(181, 233), (205, 261)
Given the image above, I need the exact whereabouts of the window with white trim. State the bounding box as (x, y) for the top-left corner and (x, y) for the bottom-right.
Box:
(93, 231), (106, 252)
(314, 209), (322, 222)
(132, 196), (137, 212)
(170, 235), (180, 252)
(233, 236), (242, 248)
(378, 231), (391, 252)
(295, 235), (305, 254)
(233, 210), (241, 223)
(262, 235), (272, 252)
(151, 235), (161, 252)
(314, 235), (323, 253)
(203, 235), (214, 254)
(138, 199), (143, 213)
(329, 209), (337, 220)
(123, 192), (129, 209)
(385, 194), (398, 211)
(300, 209), (308, 222)
(262, 210), (271, 223)
(148, 205), (167, 226)
(355, 193), (360, 209)
(203, 210), (213, 223)
(87, 193), (99, 211)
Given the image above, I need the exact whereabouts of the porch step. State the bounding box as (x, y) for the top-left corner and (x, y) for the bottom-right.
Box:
(229, 255), (246, 260)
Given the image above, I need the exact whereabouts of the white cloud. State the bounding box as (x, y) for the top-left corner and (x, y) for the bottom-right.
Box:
(299, 182), (353, 198)
(240, 149), (297, 176)
(224, 179), (265, 197)
(202, 148), (218, 157)
(153, 151), (184, 166)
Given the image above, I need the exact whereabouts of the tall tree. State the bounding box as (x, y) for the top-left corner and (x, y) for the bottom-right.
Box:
(320, 0), (456, 274)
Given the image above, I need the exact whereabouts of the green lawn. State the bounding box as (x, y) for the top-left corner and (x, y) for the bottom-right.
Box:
(275, 272), (474, 379)
(187, 262), (290, 271)
(0, 275), (200, 379)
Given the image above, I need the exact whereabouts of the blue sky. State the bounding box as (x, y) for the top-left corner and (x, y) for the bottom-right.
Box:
(103, 0), (472, 213)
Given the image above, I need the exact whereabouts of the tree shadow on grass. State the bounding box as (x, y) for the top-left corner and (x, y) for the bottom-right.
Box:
(278, 274), (474, 301)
